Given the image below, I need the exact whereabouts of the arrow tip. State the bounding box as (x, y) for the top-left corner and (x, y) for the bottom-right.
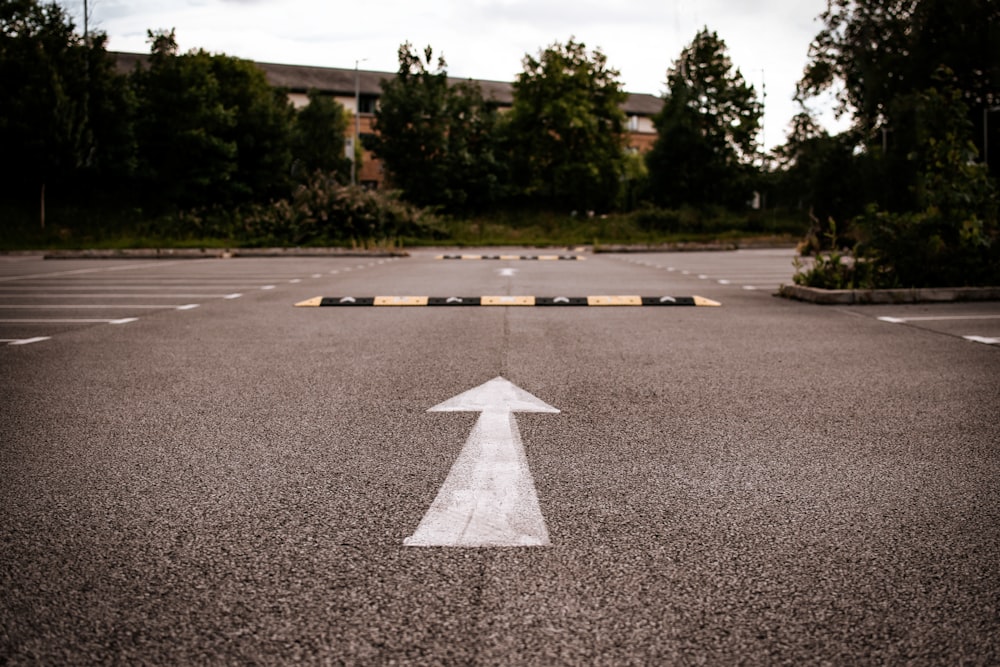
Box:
(429, 376), (559, 413)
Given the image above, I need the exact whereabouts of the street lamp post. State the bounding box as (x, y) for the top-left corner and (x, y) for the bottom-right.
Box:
(351, 59), (368, 187)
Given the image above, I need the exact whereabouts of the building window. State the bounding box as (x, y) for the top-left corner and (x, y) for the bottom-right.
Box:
(628, 115), (639, 132)
(358, 95), (377, 114)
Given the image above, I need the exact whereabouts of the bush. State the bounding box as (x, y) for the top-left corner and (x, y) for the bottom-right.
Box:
(239, 172), (442, 246)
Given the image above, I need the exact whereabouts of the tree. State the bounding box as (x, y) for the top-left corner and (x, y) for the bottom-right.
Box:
(291, 89), (351, 182)
(0, 0), (133, 220)
(375, 44), (504, 212)
(770, 113), (871, 230)
(645, 28), (762, 210)
(505, 38), (627, 211)
(798, 0), (1000, 181)
(130, 30), (294, 211)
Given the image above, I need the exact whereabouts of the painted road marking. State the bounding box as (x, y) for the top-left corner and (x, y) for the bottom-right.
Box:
(405, 377), (558, 547)
(295, 295), (721, 307)
(0, 318), (138, 324)
(2, 337), (51, 346)
(964, 336), (1000, 345)
(436, 255), (585, 260)
(0, 294), (235, 299)
(879, 315), (1000, 323)
(498, 268), (519, 277)
(0, 261), (187, 283)
(0, 304), (187, 310)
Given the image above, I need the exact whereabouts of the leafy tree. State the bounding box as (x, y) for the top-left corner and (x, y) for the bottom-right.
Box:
(645, 28), (762, 210)
(291, 89), (351, 182)
(505, 38), (627, 211)
(0, 0), (133, 217)
(854, 79), (998, 287)
(130, 30), (294, 211)
(770, 113), (871, 231)
(798, 0), (1000, 181)
(375, 43), (504, 212)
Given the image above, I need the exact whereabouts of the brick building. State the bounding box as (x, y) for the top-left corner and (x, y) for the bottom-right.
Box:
(114, 53), (662, 189)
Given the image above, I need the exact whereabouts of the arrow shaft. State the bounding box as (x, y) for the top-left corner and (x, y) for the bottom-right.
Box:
(405, 409), (549, 547)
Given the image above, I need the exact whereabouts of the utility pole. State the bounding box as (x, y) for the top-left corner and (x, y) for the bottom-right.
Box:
(351, 59), (367, 186)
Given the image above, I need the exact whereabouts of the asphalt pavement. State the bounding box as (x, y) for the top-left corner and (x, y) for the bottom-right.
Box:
(2, 248), (998, 665)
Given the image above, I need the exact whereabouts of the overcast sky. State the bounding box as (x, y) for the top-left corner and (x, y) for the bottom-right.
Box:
(67, 0), (845, 151)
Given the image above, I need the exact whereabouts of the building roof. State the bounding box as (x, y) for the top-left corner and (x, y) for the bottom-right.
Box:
(111, 52), (664, 117)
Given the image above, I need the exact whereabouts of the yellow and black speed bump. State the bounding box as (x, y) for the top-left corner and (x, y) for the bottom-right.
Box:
(436, 254), (585, 261)
(296, 295), (721, 307)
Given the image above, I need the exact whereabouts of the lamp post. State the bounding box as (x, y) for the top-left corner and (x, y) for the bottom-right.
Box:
(351, 58), (368, 186)
(984, 106), (1000, 167)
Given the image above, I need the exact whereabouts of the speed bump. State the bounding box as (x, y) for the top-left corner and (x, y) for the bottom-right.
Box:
(295, 295), (721, 307)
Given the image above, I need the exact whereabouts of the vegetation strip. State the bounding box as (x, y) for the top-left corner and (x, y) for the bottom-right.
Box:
(295, 296), (721, 307)
(435, 255), (585, 261)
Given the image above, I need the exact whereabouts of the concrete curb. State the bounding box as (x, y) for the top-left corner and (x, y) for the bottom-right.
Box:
(777, 284), (1000, 304)
(41, 247), (409, 259)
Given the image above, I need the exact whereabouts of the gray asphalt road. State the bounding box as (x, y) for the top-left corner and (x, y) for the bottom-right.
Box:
(2, 249), (998, 665)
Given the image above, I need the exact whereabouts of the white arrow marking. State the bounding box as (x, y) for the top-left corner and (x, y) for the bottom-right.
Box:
(405, 377), (558, 547)
(498, 268), (518, 277)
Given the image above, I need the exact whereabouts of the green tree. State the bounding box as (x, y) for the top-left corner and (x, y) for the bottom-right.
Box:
(131, 30), (293, 211)
(798, 0), (1000, 184)
(505, 38), (627, 211)
(645, 28), (762, 210)
(291, 89), (351, 182)
(0, 0), (133, 219)
(374, 43), (504, 212)
(770, 113), (871, 231)
(855, 78), (998, 287)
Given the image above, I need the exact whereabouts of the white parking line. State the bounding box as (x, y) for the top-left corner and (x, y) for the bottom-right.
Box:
(0, 261), (189, 282)
(0, 293), (242, 299)
(2, 337), (51, 346)
(0, 304), (188, 309)
(879, 315), (1000, 323)
(0, 318), (138, 325)
(964, 336), (1000, 345)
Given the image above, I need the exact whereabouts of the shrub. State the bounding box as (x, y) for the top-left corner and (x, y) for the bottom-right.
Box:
(239, 172), (441, 246)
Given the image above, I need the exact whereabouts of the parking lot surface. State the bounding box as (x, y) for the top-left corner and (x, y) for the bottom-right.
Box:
(2, 249), (998, 664)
